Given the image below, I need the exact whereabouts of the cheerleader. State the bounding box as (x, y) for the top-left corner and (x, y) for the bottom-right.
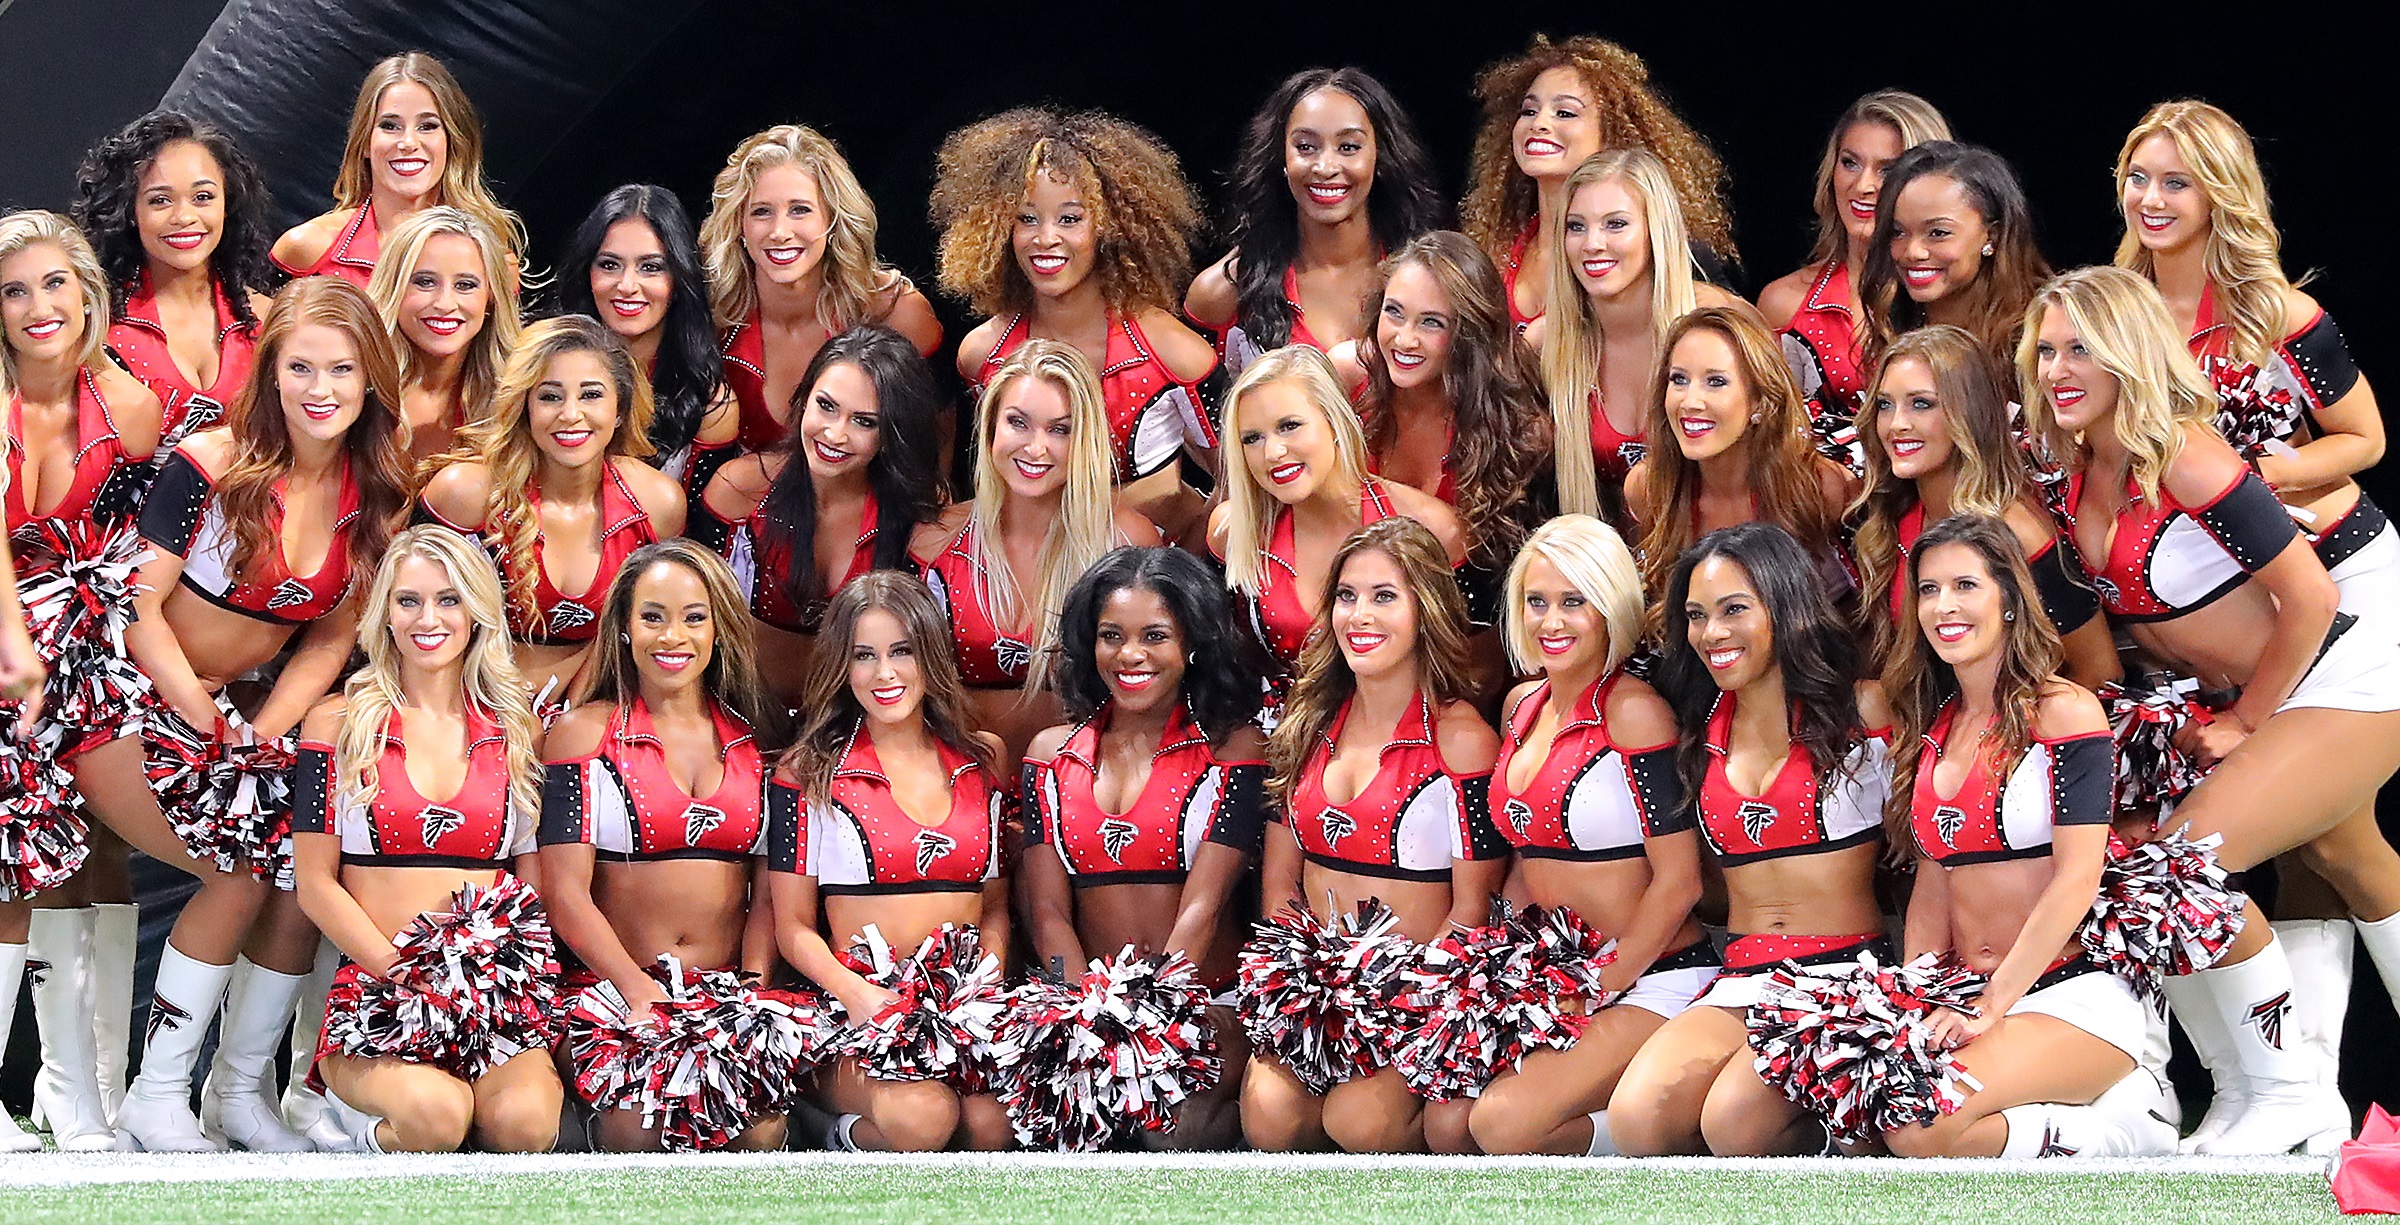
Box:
(555, 184), (741, 498)
(770, 572), (1012, 1153)
(1185, 68), (1445, 372)
(368, 206), (522, 467)
(419, 315), (687, 713)
(0, 535), (44, 1155)
(933, 107), (1220, 545)
(1245, 516), (1504, 1154)
(1210, 346), (1465, 688)
(292, 526), (560, 1154)
(121, 275), (414, 1152)
(2027, 266), (2400, 1154)
(1459, 34), (1735, 332)
(1875, 514), (2175, 1159)
(1849, 325), (2117, 686)
(910, 341), (1160, 768)
(1445, 516), (1712, 1157)
(539, 540), (793, 1151)
(1532, 150), (1752, 521)
(1760, 92), (1951, 453)
(73, 111), (277, 450)
(1019, 546), (1266, 1148)
(688, 326), (943, 702)
(1860, 142), (2050, 390)
(1609, 523), (1894, 1157)
(700, 125), (941, 451)
(272, 52), (522, 288)
(1624, 307), (1858, 606)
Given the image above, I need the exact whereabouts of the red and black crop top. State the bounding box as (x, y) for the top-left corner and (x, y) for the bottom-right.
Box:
(1246, 478), (1400, 671)
(1696, 691), (1890, 867)
(5, 368), (154, 535)
(1909, 700), (2112, 867)
(272, 205), (378, 290)
(1500, 218), (1541, 334)
(2058, 465), (2296, 623)
(106, 273), (258, 447)
(2188, 284), (2363, 431)
(1022, 703), (1266, 886)
(139, 448), (360, 624)
(539, 699), (790, 863)
(1588, 392), (1647, 485)
(292, 709), (532, 869)
(423, 462), (660, 646)
(1209, 264), (1333, 377)
(972, 313), (1223, 482)
(921, 520), (1033, 689)
(1781, 258), (1867, 424)
(1278, 692), (1505, 882)
(720, 308), (943, 451)
(770, 723), (1003, 895)
(1890, 503), (2100, 635)
(1487, 672), (1689, 863)
(693, 491), (885, 635)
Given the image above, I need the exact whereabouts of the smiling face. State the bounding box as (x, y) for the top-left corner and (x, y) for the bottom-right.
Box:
(1330, 547), (1420, 682)
(1684, 554), (1774, 694)
(741, 163), (831, 288)
(847, 606), (924, 727)
(396, 232), (490, 359)
(1236, 379), (1338, 506)
(1664, 327), (1751, 462)
(135, 140), (228, 276)
(1914, 539), (2008, 669)
(1873, 354), (1954, 481)
(388, 554), (471, 672)
(1832, 120), (1905, 247)
(989, 373), (1073, 499)
(800, 360), (881, 480)
(2033, 306), (2117, 434)
(1375, 262), (1452, 391)
(1564, 175), (1649, 300)
(1013, 171), (1097, 300)
(527, 348), (619, 470)
(368, 81), (447, 205)
(1513, 65), (1604, 182)
(0, 240), (86, 362)
(1519, 552), (1607, 679)
(628, 560), (715, 697)
(1889, 174), (1990, 305)
(2121, 133), (2209, 257)
(276, 322), (367, 444)
(1286, 87), (1376, 227)
(1094, 584), (1188, 716)
(588, 217), (670, 341)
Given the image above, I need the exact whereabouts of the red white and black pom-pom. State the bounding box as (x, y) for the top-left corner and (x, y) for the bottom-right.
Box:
(562, 956), (836, 1151)
(1746, 952), (1988, 1141)
(2208, 359), (2306, 460)
(2081, 830), (2247, 1001)
(1234, 899), (1420, 1095)
(834, 924), (1006, 1088)
(319, 875), (558, 1080)
(141, 697), (297, 887)
(0, 724), (84, 903)
(2099, 674), (2212, 814)
(988, 948), (1221, 1151)
(1389, 904), (1619, 1101)
(14, 519), (153, 754)
(1810, 408), (1867, 479)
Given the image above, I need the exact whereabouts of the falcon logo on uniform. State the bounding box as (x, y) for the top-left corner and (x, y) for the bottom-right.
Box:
(266, 578), (315, 611)
(184, 396), (225, 432)
(1617, 441), (1647, 469)
(24, 958), (49, 988)
(1737, 801), (1778, 844)
(684, 804), (727, 846)
(1504, 798), (1534, 838)
(2247, 990), (2292, 1051)
(1933, 805), (1967, 847)
(994, 635), (1030, 675)
(1320, 807), (1356, 848)
(145, 994), (194, 1045)
(419, 804), (466, 846)
(549, 602), (597, 636)
(1098, 817), (1138, 864)
(2093, 576), (2120, 607)
(913, 828), (956, 875)
(2036, 1121), (2079, 1158)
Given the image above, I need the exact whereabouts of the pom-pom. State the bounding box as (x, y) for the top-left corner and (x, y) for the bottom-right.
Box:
(141, 697), (297, 887)
(13, 519), (152, 748)
(834, 924), (1006, 1088)
(2098, 673), (2213, 814)
(988, 948), (1221, 1151)
(0, 724), (85, 902)
(2080, 830), (2247, 1000)
(1234, 899), (1420, 1095)
(1389, 903), (1618, 1101)
(2208, 359), (2306, 460)
(1746, 951), (1988, 1141)
(320, 875), (558, 1080)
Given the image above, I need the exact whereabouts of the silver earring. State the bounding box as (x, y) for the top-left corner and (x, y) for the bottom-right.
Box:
(620, 632), (631, 644)
(2003, 610), (2015, 622)
(1981, 243), (1994, 257)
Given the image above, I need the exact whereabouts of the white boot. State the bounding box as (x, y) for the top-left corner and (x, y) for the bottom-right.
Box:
(115, 946), (232, 1152)
(2135, 1000), (2181, 1132)
(2351, 910), (2400, 1019)
(280, 937), (337, 1136)
(2165, 971), (2246, 1152)
(1583, 1110), (1616, 1157)
(199, 957), (312, 1152)
(89, 903), (137, 1123)
(27, 907), (115, 1150)
(316, 1085), (385, 1154)
(1, 943), (42, 1153)
(2190, 939), (2351, 1155)
(2277, 918), (2357, 1155)
(1999, 1067), (2178, 1158)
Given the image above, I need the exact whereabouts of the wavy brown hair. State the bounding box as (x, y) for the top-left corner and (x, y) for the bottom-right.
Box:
(578, 538), (783, 744)
(931, 107), (1202, 319)
(780, 571), (995, 806)
(330, 52), (525, 261)
(1860, 142), (2050, 382)
(1804, 91), (1952, 268)
(699, 125), (911, 333)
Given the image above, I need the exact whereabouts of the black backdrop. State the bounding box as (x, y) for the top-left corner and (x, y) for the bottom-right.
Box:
(3, 0), (2396, 1119)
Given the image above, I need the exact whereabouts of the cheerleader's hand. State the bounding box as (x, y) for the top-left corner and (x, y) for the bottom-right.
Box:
(1925, 1006), (1992, 1050)
(838, 982), (903, 1023)
(2174, 716), (2248, 768)
(1596, 957), (1642, 997)
(620, 976), (670, 1022)
(3, 661), (43, 734)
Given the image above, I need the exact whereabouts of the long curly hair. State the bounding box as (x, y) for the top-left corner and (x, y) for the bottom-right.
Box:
(217, 277), (413, 599)
(2113, 101), (2293, 370)
(1804, 92), (1951, 268)
(1459, 34), (1734, 266)
(1860, 142), (2051, 381)
(1268, 516), (1474, 805)
(2017, 266), (2216, 506)
(1216, 344), (1373, 597)
(446, 314), (656, 637)
(1878, 513), (2064, 861)
(71, 110), (276, 329)
(330, 52), (525, 262)
(781, 571), (995, 807)
(0, 211), (111, 393)
(698, 125), (910, 334)
(577, 538), (784, 745)
(1355, 230), (1551, 566)
(1051, 545), (1264, 744)
(931, 107), (1202, 319)
(1219, 67), (1446, 350)
(552, 184), (722, 458)
(368, 205), (523, 436)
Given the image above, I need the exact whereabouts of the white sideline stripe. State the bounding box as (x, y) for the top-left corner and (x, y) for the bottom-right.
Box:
(0, 1150), (2329, 1188)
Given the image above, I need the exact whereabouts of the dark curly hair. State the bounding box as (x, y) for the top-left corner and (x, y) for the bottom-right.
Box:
(1221, 67), (1447, 351)
(931, 106), (1202, 319)
(551, 184), (723, 459)
(71, 110), (276, 327)
(1052, 546), (1264, 744)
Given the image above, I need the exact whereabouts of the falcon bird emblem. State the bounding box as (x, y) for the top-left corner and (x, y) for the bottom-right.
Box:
(419, 804), (466, 846)
(1933, 805), (1966, 847)
(913, 828), (957, 875)
(266, 578), (315, 611)
(548, 602), (597, 635)
(1319, 807), (1356, 848)
(1737, 801), (1777, 845)
(683, 803), (727, 846)
(1504, 798), (1534, 838)
(1098, 817), (1138, 864)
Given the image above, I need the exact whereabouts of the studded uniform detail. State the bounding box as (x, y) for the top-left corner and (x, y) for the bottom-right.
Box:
(2060, 466), (2296, 623)
(1487, 672), (1689, 863)
(140, 448), (358, 624)
(6, 367), (152, 536)
(1892, 502), (2100, 635)
(1245, 478), (1400, 673)
(696, 493), (886, 635)
(1279, 692), (1502, 882)
(1021, 702), (1265, 886)
(921, 519), (1037, 689)
(771, 721), (1002, 895)
(272, 204), (378, 290)
(1499, 218), (1541, 334)
(1781, 257), (1868, 424)
(290, 710), (530, 869)
(1695, 691), (1889, 867)
(972, 311), (1223, 483)
(1908, 700), (2114, 867)
(538, 698), (779, 862)
(2190, 285), (2363, 425)
(1585, 391), (1647, 484)
(426, 462), (660, 646)
(106, 271), (258, 447)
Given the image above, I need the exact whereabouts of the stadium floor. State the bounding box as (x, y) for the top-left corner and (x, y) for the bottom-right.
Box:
(0, 1151), (2344, 1223)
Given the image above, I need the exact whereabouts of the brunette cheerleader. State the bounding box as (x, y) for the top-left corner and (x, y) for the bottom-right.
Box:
(293, 526), (560, 1154)
(1019, 546), (1266, 1148)
(688, 325), (943, 702)
(272, 52), (522, 288)
(2027, 266), (2400, 1154)
(1875, 514), (2175, 1159)
(1860, 142), (2050, 390)
(540, 540), (794, 1151)
(770, 572), (1012, 1153)
(420, 315), (686, 713)
(934, 107), (1221, 544)
(1185, 68), (1445, 371)
(369, 206), (522, 467)
(555, 184), (741, 497)
(1244, 516), (1504, 1154)
(1608, 524), (1894, 1157)
(701, 125), (941, 451)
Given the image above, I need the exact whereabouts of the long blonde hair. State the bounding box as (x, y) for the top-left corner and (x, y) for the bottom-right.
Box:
(1502, 514), (1643, 677)
(2018, 267), (2216, 505)
(1806, 91), (1951, 267)
(369, 206), (523, 434)
(1541, 149), (1698, 519)
(2112, 101), (2292, 369)
(968, 340), (1119, 690)
(700, 125), (904, 333)
(331, 53), (525, 261)
(1217, 345), (1372, 596)
(0, 210), (110, 395)
(335, 525), (543, 832)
